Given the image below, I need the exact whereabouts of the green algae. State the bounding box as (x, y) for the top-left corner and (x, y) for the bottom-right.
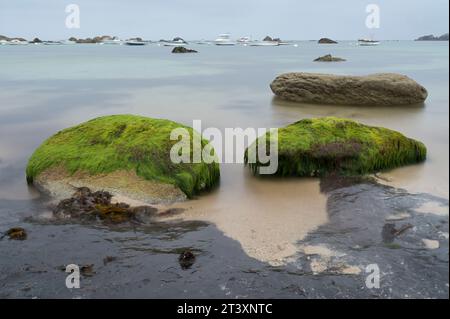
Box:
(246, 117), (426, 177)
(26, 115), (220, 197)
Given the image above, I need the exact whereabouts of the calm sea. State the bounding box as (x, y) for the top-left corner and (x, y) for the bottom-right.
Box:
(0, 41), (448, 298)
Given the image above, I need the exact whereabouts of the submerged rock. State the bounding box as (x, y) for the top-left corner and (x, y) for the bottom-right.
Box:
(26, 115), (220, 203)
(245, 117), (427, 177)
(5, 227), (27, 240)
(270, 72), (428, 105)
(318, 38), (338, 44)
(172, 46), (198, 53)
(314, 54), (346, 62)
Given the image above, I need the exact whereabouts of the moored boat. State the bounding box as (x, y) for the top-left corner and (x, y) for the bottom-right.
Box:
(214, 34), (236, 46)
(125, 40), (146, 46)
(358, 38), (380, 46)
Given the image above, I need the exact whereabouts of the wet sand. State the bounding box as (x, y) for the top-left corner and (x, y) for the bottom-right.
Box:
(165, 165), (328, 265)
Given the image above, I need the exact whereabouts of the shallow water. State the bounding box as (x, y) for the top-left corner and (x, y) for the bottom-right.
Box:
(0, 41), (448, 298)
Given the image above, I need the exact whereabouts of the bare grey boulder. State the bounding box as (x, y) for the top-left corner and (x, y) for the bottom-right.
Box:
(270, 73), (428, 106)
(314, 54), (346, 62)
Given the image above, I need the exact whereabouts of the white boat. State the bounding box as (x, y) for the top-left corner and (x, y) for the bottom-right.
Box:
(195, 40), (212, 45)
(8, 39), (28, 45)
(358, 39), (380, 46)
(102, 38), (122, 45)
(43, 41), (63, 45)
(214, 34), (236, 46)
(162, 41), (187, 47)
(237, 36), (252, 45)
(161, 38), (188, 46)
(249, 40), (280, 47)
(0, 40), (8, 45)
(125, 40), (146, 46)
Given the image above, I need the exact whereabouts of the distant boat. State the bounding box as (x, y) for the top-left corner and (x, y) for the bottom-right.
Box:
(43, 41), (63, 46)
(162, 41), (187, 47)
(250, 40), (280, 47)
(237, 37), (252, 45)
(7, 39), (28, 45)
(358, 39), (380, 46)
(214, 34), (236, 46)
(161, 37), (188, 46)
(102, 37), (122, 45)
(195, 40), (211, 45)
(125, 40), (146, 46)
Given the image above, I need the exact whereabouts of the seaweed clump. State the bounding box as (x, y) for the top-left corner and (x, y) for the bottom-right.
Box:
(245, 117), (427, 177)
(53, 187), (157, 224)
(5, 227), (27, 240)
(178, 250), (196, 269)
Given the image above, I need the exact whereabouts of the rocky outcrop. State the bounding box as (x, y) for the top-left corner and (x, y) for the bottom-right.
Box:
(26, 115), (220, 204)
(270, 72), (428, 106)
(30, 38), (42, 43)
(68, 35), (119, 43)
(172, 46), (198, 53)
(318, 38), (338, 44)
(0, 35), (27, 42)
(314, 54), (346, 62)
(415, 33), (449, 41)
(263, 36), (281, 42)
(172, 37), (187, 43)
(245, 117), (427, 177)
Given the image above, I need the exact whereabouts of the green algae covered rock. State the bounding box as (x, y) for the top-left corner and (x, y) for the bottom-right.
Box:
(26, 115), (220, 203)
(246, 117), (426, 177)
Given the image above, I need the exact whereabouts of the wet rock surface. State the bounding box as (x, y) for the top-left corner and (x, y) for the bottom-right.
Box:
(270, 72), (428, 106)
(178, 250), (196, 270)
(318, 38), (338, 44)
(4, 227), (27, 240)
(52, 187), (157, 224)
(314, 54), (346, 62)
(0, 179), (448, 298)
(172, 46), (198, 53)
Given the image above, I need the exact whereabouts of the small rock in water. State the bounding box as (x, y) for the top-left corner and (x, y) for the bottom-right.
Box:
(178, 250), (196, 270)
(422, 239), (440, 250)
(314, 54), (346, 62)
(318, 38), (338, 44)
(5, 227), (27, 240)
(172, 46), (198, 53)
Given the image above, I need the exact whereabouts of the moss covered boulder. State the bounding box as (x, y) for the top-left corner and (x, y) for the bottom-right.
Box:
(26, 115), (220, 204)
(246, 117), (426, 177)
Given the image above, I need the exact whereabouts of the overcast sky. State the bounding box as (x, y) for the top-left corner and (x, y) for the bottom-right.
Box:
(0, 0), (448, 40)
